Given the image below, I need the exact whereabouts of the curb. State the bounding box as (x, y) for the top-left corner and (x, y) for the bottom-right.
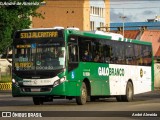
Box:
(0, 90), (11, 93)
(0, 83), (12, 90)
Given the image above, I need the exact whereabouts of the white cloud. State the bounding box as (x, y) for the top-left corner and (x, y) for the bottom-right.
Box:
(110, 0), (160, 22)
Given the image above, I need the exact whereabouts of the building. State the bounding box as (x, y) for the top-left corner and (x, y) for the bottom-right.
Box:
(140, 30), (160, 59)
(110, 20), (160, 59)
(90, 0), (110, 31)
(32, 0), (110, 31)
(110, 21), (160, 31)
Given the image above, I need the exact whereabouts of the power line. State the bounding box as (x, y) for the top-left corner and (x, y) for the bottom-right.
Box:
(40, 5), (160, 10)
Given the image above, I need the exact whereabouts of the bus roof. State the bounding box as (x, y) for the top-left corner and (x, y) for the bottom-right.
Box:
(67, 29), (152, 46)
(15, 28), (152, 46)
(17, 28), (57, 31)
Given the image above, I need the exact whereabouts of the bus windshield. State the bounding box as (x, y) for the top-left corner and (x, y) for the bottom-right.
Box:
(13, 40), (65, 71)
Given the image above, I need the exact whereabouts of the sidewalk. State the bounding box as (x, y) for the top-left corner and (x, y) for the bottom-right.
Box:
(0, 90), (11, 94)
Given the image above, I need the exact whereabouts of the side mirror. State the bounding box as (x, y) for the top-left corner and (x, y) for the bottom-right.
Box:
(6, 47), (12, 63)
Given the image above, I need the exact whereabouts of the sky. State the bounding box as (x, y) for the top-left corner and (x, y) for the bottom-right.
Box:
(110, 0), (160, 23)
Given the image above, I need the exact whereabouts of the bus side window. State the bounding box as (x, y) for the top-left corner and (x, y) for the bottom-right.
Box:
(68, 44), (78, 62)
(104, 45), (112, 63)
(125, 43), (134, 65)
(141, 45), (152, 66)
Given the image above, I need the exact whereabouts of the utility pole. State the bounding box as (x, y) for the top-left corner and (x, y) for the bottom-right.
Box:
(120, 16), (127, 38)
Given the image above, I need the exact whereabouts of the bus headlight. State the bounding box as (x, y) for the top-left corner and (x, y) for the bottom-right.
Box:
(53, 77), (66, 87)
(12, 79), (19, 86)
(12, 79), (16, 83)
(53, 80), (60, 87)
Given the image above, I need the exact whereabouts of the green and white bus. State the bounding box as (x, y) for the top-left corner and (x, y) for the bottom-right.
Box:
(12, 27), (154, 105)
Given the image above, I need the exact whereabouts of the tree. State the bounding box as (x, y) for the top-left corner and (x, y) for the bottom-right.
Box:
(0, 0), (43, 54)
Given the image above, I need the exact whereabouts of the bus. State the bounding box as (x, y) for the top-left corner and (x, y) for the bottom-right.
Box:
(12, 27), (154, 105)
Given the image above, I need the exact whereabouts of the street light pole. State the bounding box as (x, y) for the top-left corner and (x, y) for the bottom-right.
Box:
(120, 16), (127, 38)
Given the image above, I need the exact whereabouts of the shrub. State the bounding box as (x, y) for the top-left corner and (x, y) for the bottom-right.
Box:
(0, 75), (12, 83)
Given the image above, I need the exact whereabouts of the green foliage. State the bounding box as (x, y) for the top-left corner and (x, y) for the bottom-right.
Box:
(0, 0), (43, 54)
(0, 75), (12, 83)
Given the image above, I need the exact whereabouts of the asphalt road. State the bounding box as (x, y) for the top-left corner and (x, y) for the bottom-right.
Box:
(0, 90), (160, 120)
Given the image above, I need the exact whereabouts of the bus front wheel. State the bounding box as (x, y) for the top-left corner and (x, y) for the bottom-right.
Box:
(76, 82), (87, 105)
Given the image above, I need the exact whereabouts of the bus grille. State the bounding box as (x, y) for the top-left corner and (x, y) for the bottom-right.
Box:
(21, 87), (52, 92)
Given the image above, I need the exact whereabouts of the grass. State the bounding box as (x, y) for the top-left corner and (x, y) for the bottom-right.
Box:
(0, 75), (12, 83)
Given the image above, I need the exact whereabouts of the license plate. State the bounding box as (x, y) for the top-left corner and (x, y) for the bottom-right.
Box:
(31, 88), (40, 92)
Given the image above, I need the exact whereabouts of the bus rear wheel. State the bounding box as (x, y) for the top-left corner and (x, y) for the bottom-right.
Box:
(123, 82), (134, 102)
(76, 82), (87, 105)
(32, 97), (44, 105)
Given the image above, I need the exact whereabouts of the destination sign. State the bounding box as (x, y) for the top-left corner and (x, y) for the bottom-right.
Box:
(15, 62), (33, 68)
(20, 31), (58, 38)
(15, 30), (64, 39)
(17, 45), (31, 48)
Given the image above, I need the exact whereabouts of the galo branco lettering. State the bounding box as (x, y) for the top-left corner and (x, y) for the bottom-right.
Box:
(98, 67), (124, 76)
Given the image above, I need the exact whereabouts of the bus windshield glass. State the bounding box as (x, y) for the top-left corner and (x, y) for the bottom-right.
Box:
(13, 40), (65, 71)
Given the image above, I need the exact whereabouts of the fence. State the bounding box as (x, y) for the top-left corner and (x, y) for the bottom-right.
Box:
(154, 63), (160, 89)
(0, 68), (1, 81)
(0, 59), (12, 90)
(0, 83), (12, 90)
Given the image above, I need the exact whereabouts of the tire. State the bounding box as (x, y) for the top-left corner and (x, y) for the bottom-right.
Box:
(33, 97), (44, 105)
(76, 82), (87, 105)
(123, 82), (134, 102)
